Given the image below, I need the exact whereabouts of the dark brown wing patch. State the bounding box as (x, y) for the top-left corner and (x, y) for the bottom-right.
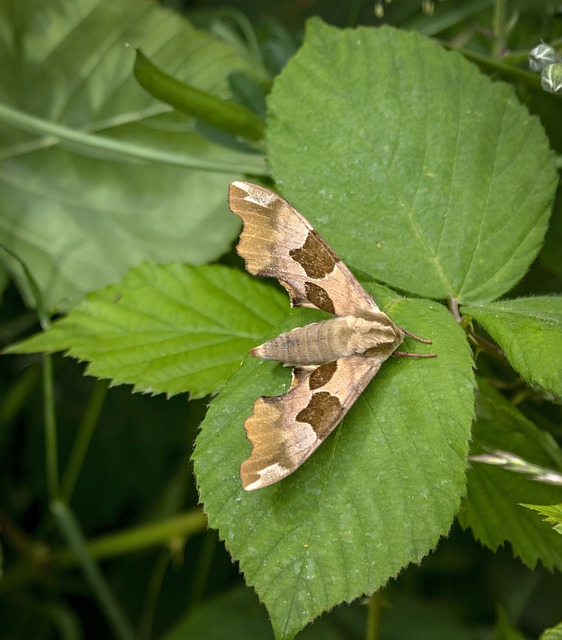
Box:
(289, 230), (338, 278)
(309, 361), (338, 389)
(296, 391), (342, 439)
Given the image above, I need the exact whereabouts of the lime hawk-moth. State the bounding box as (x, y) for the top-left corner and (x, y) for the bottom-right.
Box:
(229, 181), (436, 491)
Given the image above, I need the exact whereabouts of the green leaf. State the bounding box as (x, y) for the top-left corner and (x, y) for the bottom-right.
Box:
(379, 593), (477, 640)
(0, 0), (266, 311)
(134, 49), (265, 142)
(194, 286), (475, 640)
(541, 187), (562, 278)
(541, 621), (562, 640)
(462, 297), (562, 397)
(458, 380), (562, 570)
(163, 587), (274, 640)
(267, 20), (557, 304)
(494, 608), (526, 640)
(5, 263), (288, 398)
(522, 504), (562, 535)
(162, 586), (364, 640)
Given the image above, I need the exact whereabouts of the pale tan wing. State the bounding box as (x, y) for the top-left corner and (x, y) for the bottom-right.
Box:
(229, 181), (380, 317)
(241, 353), (389, 490)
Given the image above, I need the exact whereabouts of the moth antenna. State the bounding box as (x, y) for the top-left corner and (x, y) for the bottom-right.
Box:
(393, 351), (437, 358)
(399, 328), (432, 344)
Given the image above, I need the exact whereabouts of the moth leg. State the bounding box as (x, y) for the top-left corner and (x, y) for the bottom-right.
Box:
(398, 327), (433, 344)
(393, 351), (437, 358)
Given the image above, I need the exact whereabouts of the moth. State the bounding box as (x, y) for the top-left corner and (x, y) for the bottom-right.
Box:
(229, 181), (435, 491)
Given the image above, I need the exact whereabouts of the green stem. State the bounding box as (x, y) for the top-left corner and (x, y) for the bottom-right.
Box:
(51, 501), (138, 640)
(448, 46), (542, 89)
(133, 49), (265, 142)
(61, 381), (108, 503)
(492, 0), (507, 58)
(0, 102), (267, 174)
(0, 363), (40, 428)
(139, 550), (172, 640)
(346, 0), (364, 26)
(0, 509), (207, 594)
(208, 7), (267, 78)
(53, 508), (207, 566)
(187, 531), (217, 609)
(43, 355), (59, 501)
(366, 591), (382, 640)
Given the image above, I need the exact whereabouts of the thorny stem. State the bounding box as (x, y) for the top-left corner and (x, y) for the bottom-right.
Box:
(366, 591), (382, 640)
(468, 330), (508, 362)
(448, 295), (462, 323)
(449, 295), (507, 362)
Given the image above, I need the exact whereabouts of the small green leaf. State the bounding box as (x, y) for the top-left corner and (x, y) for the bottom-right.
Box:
(194, 287), (474, 640)
(494, 608), (526, 640)
(5, 263), (288, 398)
(459, 380), (562, 570)
(522, 503), (562, 535)
(462, 297), (562, 397)
(134, 49), (265, 142)
(541, 621), (562, 640)
(267, 20), (557, 304)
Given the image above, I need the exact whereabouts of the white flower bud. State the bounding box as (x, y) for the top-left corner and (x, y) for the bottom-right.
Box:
(529, 43), (560, 72)
(541, 63), (562, 94)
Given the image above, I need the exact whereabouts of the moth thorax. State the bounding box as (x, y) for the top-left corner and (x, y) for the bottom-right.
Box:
(346, 315), (403, 355)
(251, 315), (402, 366)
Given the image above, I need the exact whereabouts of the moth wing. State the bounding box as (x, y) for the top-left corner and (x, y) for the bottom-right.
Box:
(229, 181), (380, 317)
(241, 354), (388, 491)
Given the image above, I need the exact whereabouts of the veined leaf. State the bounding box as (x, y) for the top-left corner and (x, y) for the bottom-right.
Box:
(194, 285), (474, 640)
(462, 297), (562, 397)
(459, 380), (562, 570)
(267, 20), (557, 304)
(5, 263), (288, 398)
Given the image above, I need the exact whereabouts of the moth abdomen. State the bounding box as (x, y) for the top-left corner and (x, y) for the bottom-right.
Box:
(252, 318), (347, 366)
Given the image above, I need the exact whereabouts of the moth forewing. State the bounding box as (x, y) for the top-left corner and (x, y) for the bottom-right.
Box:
(240, 355), (388, 491)
(228, 181), (435, 491)
(229, 181), (381, 317)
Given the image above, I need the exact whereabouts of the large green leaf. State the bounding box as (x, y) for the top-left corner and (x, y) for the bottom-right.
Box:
(462, 297), (562, 397)
(0, 0), (265, 310)
(267, 20), (556, 304)
(6, 263), (288, 398)
(459, 380), (562, 570)
(194, 284), (474, 640)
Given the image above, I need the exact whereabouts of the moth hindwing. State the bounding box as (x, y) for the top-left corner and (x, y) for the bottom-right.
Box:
(228, 181), (434, 491)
